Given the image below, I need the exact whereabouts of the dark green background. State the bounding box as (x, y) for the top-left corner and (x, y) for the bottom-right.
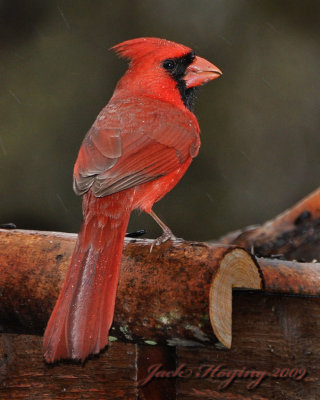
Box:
(1, 0), (319, 240)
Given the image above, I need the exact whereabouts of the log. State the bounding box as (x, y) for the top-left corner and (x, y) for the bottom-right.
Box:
(208, 252), (320, 347)
(0, 228), (262, 349)
(220, 187), (320, 262)
(209, 248), (262, 348)
(258, 258), (320, 296)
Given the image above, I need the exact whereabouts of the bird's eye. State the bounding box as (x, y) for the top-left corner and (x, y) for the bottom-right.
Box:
(162, 59), (176, 70)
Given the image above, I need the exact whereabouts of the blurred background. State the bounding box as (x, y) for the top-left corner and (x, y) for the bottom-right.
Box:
(1, 0), (320, 241)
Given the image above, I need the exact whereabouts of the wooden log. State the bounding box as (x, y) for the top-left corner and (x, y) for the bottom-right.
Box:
(208, 252), (320, 348)
(219, 187), (320, 262)
(209, 248), (262, 348)
(0, 228), (262, 349)
(258, 258), (320, 296)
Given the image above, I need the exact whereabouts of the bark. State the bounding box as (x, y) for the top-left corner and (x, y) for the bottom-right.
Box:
(258, 257), (320, 296)
(220, 187), (320, 262)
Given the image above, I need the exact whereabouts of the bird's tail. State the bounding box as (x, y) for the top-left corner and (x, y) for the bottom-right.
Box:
(43, 190), (133, 362)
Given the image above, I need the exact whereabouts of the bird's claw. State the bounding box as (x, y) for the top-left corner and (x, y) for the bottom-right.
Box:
(150, 229), (181, 253)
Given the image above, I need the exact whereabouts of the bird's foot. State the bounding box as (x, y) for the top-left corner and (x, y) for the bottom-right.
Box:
(150, 228), (181, 252)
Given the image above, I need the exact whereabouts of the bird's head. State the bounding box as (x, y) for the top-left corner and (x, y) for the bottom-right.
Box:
(111, 37), (222, 112)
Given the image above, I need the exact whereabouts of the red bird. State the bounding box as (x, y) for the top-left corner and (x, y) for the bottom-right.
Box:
(43, 37), (221, 362)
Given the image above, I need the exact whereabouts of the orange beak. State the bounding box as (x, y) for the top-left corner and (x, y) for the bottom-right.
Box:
(184, 56), (222, 88)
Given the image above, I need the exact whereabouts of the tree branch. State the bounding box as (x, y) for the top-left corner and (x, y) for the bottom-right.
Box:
(220, 187), (320, 262)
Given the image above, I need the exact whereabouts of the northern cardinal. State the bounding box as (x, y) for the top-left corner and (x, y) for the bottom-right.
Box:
(43, 37), (221, 362)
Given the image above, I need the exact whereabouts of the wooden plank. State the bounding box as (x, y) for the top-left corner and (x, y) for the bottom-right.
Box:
(0, 335), (137, 399)
(137, 345), (176, 400)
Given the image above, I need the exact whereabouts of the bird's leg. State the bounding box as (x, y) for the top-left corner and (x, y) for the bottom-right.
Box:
(150, 210), (177, 251)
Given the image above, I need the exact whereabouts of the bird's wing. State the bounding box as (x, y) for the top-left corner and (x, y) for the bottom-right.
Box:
(73, 97), (200, 197)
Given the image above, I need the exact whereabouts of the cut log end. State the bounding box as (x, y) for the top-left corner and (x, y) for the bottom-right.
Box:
(209, 248), (262, 349)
